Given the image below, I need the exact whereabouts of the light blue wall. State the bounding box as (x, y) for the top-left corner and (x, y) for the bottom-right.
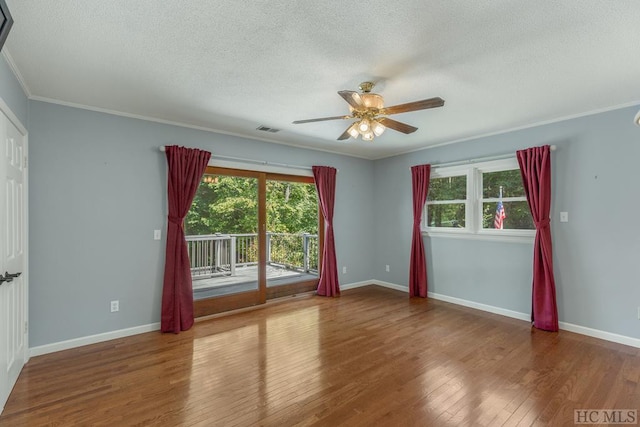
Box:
(373, 105), (640, 339)
(6, 55), (640, 346)
(0, 54), (28, 127)
(27, 101), (374, 347)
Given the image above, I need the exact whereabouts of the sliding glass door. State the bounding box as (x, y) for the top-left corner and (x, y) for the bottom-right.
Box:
(186, 167), (321, 317)
(265, 176), (320, 299)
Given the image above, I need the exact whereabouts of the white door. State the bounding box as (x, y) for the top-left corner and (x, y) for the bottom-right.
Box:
(0, 109), (28, 412)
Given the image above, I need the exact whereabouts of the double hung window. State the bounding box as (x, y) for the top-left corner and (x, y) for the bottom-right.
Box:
(424, 158), (534, 240)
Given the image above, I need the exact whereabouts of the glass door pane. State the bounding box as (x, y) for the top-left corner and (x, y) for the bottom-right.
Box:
(266, 179), (319, 297)
(186, 171), (261, 304)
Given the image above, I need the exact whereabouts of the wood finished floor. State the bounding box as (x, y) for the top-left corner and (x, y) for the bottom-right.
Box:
(1, 285), (639, 426)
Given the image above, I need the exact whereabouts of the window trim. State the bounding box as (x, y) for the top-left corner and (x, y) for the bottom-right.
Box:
(423, 158), (535, 242)
(424, 166), (472, 232)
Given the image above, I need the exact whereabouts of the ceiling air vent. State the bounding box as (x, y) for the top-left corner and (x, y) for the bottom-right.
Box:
(256, 125), (280, 133)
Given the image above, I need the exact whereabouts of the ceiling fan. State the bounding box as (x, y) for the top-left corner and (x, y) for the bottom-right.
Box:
(292, 81), (444, 141)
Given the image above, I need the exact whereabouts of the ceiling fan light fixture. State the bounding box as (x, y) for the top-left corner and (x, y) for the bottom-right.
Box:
(292, 82), (445, 142)
(361, 93), (384, 110)
(372, 120), (385, 136)
(358, 119), (370, 133)
(347, 123), (360, 139)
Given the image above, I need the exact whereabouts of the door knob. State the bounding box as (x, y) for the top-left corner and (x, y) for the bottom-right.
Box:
(4, 271), (21, 278)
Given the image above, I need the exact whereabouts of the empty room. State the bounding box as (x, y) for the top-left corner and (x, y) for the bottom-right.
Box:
(0, 1), (639, 426)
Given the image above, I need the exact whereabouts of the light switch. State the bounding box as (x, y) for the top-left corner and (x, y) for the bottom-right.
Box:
(154, 229), (162, 240)
(560, 212), (568, 222)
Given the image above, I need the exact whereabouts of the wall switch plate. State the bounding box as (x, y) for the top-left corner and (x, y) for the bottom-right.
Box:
(560, 212), (568, 222)
(154, 229), (161, 240)
(342, 266), (347, 274)
(110, 300), (119, 312)
(385, 265), (390, 272)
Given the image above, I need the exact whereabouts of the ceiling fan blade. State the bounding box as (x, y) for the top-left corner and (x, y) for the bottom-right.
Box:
(292, 115), (350, 124)
(338, 90), (364, 109)
(378, 117), (418, 134)
(337, 127), (352, 140)
(380, 97), (445, 115)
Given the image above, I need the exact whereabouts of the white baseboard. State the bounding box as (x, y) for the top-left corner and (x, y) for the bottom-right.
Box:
(29, 323), (161, 357)
(341, 280), (408, 293)
(340, 280), (376, 291)
(359, 279), (640, 349)
(427, 291), (532, 323)
(29, 282), (640, 357)
(427, 292), (640, 348)
(371, 280), (410, 293)
(558, 321), (640, 348)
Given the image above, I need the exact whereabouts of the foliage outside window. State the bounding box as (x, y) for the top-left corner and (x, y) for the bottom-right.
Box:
(186, 176), (318, 236)
(185, 174), (318, 266)
(424, 158), (535, 240)
(426, 172), (468, 230)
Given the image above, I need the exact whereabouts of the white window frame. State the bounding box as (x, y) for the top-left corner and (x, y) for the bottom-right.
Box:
(422, 158), (535, 243)
(423, 166), (471, 235)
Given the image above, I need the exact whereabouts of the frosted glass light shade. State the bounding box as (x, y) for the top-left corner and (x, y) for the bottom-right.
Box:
(347, 123), (359, 138)
(361, 93), (384, 109)
(372, 120), (385, 136)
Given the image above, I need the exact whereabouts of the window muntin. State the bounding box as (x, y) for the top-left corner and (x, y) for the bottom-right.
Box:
(424, 158), (535, 238)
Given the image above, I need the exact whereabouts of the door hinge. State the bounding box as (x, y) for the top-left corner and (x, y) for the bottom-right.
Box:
(23, 156), (28, 168)
(24, 321), (28, 333)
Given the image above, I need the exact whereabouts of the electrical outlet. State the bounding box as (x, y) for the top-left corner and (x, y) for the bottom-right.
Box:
(154, 229), (161, 240)
(110, 300), (119, 313)
(385, 265), (390, 272)
(342, 266), (347, 274)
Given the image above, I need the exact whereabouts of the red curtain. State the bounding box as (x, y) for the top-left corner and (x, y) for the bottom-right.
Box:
(409, 164), (431, 297)
(161, 145), (211, 333)
(517, 145), (558, 332)
(312, 166), (340, 297)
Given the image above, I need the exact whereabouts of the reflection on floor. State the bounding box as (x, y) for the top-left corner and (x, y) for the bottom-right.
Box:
(193, 265), (318, 300)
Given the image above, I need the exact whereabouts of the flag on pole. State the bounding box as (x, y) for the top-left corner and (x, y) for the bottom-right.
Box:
(494, 186), (506, 229)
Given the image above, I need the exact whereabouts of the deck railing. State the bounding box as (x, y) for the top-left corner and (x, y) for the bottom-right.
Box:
(186, 233), (318, 279)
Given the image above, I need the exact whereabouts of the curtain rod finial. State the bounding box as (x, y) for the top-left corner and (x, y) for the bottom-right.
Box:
(159, 146), (166, 152)
(550, 145), (556, 151)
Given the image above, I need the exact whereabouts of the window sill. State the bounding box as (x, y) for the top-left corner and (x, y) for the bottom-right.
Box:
(421, 230), (535, 244)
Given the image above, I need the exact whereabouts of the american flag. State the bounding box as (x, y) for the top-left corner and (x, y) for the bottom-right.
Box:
(494, 200), (506, 229)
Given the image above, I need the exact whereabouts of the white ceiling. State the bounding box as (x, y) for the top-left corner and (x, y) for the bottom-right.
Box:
(4, 1), (640, 159)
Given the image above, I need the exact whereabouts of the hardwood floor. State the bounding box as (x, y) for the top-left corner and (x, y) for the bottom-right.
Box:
(1, 286), (638, 426)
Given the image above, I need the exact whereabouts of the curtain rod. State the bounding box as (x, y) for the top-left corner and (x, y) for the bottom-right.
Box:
(159, 146), (316, 171)
(429, 145), (556, 169)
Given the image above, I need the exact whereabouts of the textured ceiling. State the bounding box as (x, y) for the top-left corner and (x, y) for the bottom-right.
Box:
(4, 1), (640, 159)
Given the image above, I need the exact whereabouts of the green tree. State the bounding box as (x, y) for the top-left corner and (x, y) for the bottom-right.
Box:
(427, 175), (466, 227)
(185, 176), (318, 236)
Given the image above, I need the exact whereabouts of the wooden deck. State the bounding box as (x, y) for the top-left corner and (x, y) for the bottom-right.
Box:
(192, 265), (318, 299)
(1, 286), (638, 426)
(192, 264), (314, 289)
